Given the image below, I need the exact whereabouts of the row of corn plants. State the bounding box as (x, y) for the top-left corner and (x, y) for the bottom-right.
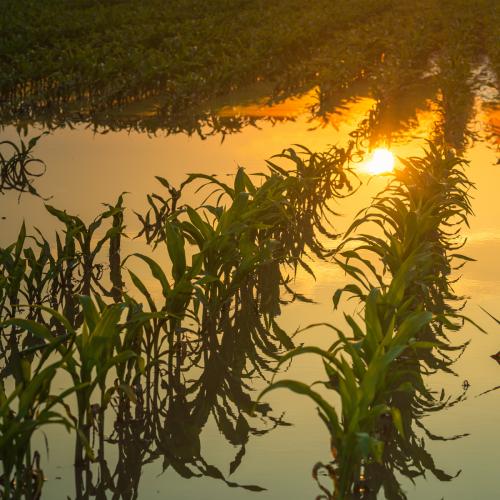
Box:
(0, 140), (356, 497)
(3, 1), (497, 139)
(0, 0), (393, 129)
(259, 138), (477, 498)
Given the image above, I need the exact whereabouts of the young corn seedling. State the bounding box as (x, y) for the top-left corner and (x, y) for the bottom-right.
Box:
(259, 270), (434, 498)
(7, 296), (148, 466)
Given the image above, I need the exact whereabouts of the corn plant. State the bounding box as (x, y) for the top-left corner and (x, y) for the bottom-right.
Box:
(333, 141), (476, 371)
(260, 278), (435, 497)
(0, 223), (57, 360)
(0, 348), (79, 499)
(44, 197), (126, 320)
(0, 196), (126, 329)
(0, 198), (128, 387)
(6, 296), (150, 466)
(135, 145), (356, 362)
(259, 141), (478, 498)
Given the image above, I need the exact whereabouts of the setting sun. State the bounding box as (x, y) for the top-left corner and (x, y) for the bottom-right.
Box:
(362, 148), (395, 175)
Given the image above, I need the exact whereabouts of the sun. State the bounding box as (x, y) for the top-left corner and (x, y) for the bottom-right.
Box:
(362, 148), (395, 175)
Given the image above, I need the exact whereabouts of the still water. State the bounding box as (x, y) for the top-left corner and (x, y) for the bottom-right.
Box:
(1, 81), (499, 499)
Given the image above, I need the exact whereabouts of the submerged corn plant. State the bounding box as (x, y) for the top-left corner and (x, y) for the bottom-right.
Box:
(43, 197), (126, 319)
(259, 275), (435, 498)
(0, 196), (127, 364)
(129, 145), (358, 419)
(6, 296), (152, 466)
(0, 339), (79, 498)
(139, 144), (356, 313)
(333, 141), (476, 372)
(258, 140), (478, 498)
(126, 145), (352, 377)
(141, 144), (355, 264)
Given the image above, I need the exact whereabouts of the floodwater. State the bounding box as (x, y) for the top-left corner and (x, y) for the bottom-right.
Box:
(0, 77), (499, 499)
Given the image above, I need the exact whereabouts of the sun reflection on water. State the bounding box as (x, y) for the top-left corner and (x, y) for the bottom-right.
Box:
(360, 147), (395, 175)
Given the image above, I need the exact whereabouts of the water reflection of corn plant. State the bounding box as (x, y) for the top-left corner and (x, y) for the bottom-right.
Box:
(0, 134), (47, 197)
